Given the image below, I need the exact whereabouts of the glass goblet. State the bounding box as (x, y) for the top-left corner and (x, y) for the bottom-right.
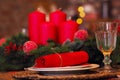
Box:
(95, 22), (118, 70)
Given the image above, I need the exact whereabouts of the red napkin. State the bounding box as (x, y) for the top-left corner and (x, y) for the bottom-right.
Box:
(34, 51), (89, 68)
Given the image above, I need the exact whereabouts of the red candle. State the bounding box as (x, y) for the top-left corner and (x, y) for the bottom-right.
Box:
(28, 10), (45, 44)
(50, 10), (66, 27)
(39, 22), (56, 45)
(50, 10), (66, 43)
(58, 20), (79, 44)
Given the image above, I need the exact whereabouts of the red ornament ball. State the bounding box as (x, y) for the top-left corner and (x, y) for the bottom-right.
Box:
(74, 29), (88, 41)
(0, 38), (6, 46)
(23, 41), (38, 54)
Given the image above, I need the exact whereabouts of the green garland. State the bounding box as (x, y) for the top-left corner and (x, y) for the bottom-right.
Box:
(30, 39), (84, 58)
(0, 33), (120, 71)
(0, 33), (35, 71)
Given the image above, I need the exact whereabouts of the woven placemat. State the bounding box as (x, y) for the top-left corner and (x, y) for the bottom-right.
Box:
(13, 69), (120, 80)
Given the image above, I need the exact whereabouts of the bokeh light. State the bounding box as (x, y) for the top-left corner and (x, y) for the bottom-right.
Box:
(76, 18), (83, 24)
(78, 6), (84, 12)
(79, 12), (86, 18)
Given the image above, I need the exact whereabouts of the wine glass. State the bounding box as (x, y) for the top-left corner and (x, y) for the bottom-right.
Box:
(95, 21), (118, 70)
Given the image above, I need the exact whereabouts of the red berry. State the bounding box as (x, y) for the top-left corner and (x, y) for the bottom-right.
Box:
(74, 30), (88, 41)
(0, 38), (6, 46)
(23, 41), (38, 54)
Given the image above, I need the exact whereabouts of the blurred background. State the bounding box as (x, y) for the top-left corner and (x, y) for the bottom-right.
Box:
(0, 0), (119, 38)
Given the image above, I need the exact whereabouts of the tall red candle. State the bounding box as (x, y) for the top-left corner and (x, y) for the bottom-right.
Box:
(50, 10), (66, 27)
(50, 10), (66, 43)
(39, 22), (56, 45)
(58, 20), (79, 44)
(28, 10), (45, 44)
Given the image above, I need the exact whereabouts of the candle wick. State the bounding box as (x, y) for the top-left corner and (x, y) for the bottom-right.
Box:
(46, 14), (50, 22)
(58, 8), (62, 10)
(68, 16), (72, 20)
(37, 7), (46, 14)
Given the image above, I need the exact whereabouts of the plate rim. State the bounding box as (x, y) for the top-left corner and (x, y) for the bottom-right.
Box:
(25, 64), (99, 72)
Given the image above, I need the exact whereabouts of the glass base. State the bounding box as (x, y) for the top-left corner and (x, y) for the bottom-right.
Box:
(96, 65), (118, 73)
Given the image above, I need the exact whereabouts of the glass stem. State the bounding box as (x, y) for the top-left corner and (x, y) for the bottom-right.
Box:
(103, 53), (112, 69)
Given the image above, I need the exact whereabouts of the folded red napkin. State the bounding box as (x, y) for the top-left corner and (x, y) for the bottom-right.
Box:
(34, 51), (89, 68)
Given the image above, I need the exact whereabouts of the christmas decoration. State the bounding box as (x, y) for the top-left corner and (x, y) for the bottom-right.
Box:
(0, 9), (119, 71)
(58, 20), (79, 44)
(0, 31), (120, 71)
(39, 22), (57, 45)
(0, 33), (35, 71)
(76, 6), (85, 24)
(0, 38), (6, 46)
(50, 10), (66, 27)
(28, 10), (45, 44)
(74, 29), (88, 41)
(23, 41), (38, 54)
(34, 51), (89, 68)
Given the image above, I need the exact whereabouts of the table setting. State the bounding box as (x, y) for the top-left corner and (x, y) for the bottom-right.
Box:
(0, 9), (120, 80)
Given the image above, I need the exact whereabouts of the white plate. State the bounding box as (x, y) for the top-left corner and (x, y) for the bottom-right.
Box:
(25, 64), (99, 71)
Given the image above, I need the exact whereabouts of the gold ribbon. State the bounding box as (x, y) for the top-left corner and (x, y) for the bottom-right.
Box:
(56, 53), (63, 67)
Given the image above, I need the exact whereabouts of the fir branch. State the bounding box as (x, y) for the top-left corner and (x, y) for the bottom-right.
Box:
(30, 46), (55, 58)
(3, 33), (29, 46)
(53, 45), (71, 53)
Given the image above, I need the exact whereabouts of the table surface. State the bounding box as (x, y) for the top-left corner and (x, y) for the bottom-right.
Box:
(0, 71), (120, 80)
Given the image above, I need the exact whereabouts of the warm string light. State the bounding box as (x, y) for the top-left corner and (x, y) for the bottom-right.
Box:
(76, 6), (86, 24)
(76, 18), (83, 24)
